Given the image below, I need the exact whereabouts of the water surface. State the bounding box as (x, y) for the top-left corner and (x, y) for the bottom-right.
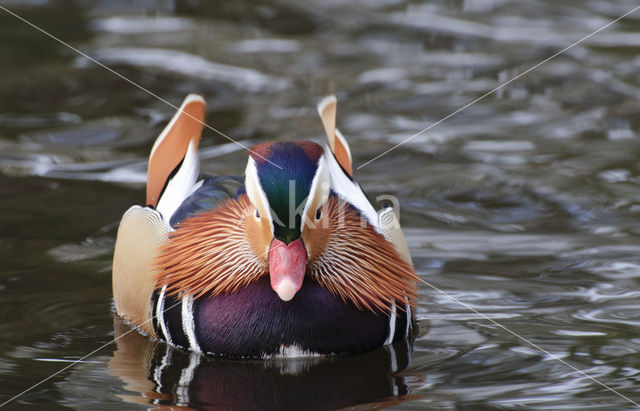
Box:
(2, 0), (640, 409)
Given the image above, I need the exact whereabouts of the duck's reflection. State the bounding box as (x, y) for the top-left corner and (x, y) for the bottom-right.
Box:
(109, 317), (418, 409)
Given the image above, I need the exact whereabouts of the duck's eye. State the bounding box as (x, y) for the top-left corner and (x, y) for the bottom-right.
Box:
(315, 207), (322, 221)
(254, 208), (260, 220)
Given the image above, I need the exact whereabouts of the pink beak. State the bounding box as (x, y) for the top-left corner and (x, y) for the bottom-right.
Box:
(268, 238), (307, 301)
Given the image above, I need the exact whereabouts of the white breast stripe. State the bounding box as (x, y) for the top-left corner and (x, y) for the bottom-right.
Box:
(384, 300), (397, 345)
(156, 285), (173, 345)
(176, 352), (201, 406)
(181, 295), (202, 353)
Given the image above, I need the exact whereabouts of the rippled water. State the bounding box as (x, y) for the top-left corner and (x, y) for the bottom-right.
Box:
(2, 0), (640, 409)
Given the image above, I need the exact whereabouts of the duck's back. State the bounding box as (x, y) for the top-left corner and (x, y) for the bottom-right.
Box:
(170, 175), (244, 227)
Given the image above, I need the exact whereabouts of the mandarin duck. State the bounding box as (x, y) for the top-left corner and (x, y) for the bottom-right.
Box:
(112, 94), (418, 358)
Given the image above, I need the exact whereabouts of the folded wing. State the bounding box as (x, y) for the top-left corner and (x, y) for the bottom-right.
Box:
(113, 94), (207, 334)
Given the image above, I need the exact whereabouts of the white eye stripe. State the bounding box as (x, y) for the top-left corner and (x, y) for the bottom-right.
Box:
(245, 158), (273, 231)
(302, 156), (330, 232)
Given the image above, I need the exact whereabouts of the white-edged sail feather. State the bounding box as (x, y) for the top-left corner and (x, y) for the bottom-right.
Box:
(317, 95), (353, 176)
(150, 94), (205, 159)
(334, 128), (352, 163)
(324, 146), (380, 232)
(317, 95), (337, 140)
(146, 93), (206, 208)
(156, 139), (200, 225)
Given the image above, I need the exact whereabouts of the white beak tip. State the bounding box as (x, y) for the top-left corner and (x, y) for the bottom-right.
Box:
(274, 279), (298, 302)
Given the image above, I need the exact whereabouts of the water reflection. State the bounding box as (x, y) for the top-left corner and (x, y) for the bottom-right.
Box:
(3, 0), (640, 408)
(109, 318), (419, 409)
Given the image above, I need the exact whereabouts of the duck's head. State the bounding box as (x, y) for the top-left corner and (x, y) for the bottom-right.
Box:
(244, 140), (329, 301)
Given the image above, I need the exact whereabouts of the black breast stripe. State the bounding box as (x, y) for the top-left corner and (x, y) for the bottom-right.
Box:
(152, 287), (190, 349)
(392, 300), (413, 343)
(163, 293), (189, 349)
(151, 288), (160, 335)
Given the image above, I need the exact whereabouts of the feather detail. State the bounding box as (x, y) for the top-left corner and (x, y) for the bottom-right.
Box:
(154, 194), (417, 316)
(308, 196), (419, 314)
(317, 95), (353, 177)
(147, 94), (206, 207)
(153, 194), (268, 297)
(113, 205), (169, 337)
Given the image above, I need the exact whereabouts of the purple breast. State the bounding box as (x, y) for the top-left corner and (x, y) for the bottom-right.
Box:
(193, 276), (389, 358)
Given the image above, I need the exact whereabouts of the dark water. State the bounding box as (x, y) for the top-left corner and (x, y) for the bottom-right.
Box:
(2, 0), (640, 409)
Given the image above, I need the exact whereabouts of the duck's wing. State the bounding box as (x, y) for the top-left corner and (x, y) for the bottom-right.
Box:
(317, 94), (413, 266)
(317, 95), (381, 232)
(113, 206), (169, 336)
(317, 95), (352, 177)
(147, 94), (206, 211)
(169, 175), (244, 227)
(113, 94), (206, 336)
(377, 207), (412, 267)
